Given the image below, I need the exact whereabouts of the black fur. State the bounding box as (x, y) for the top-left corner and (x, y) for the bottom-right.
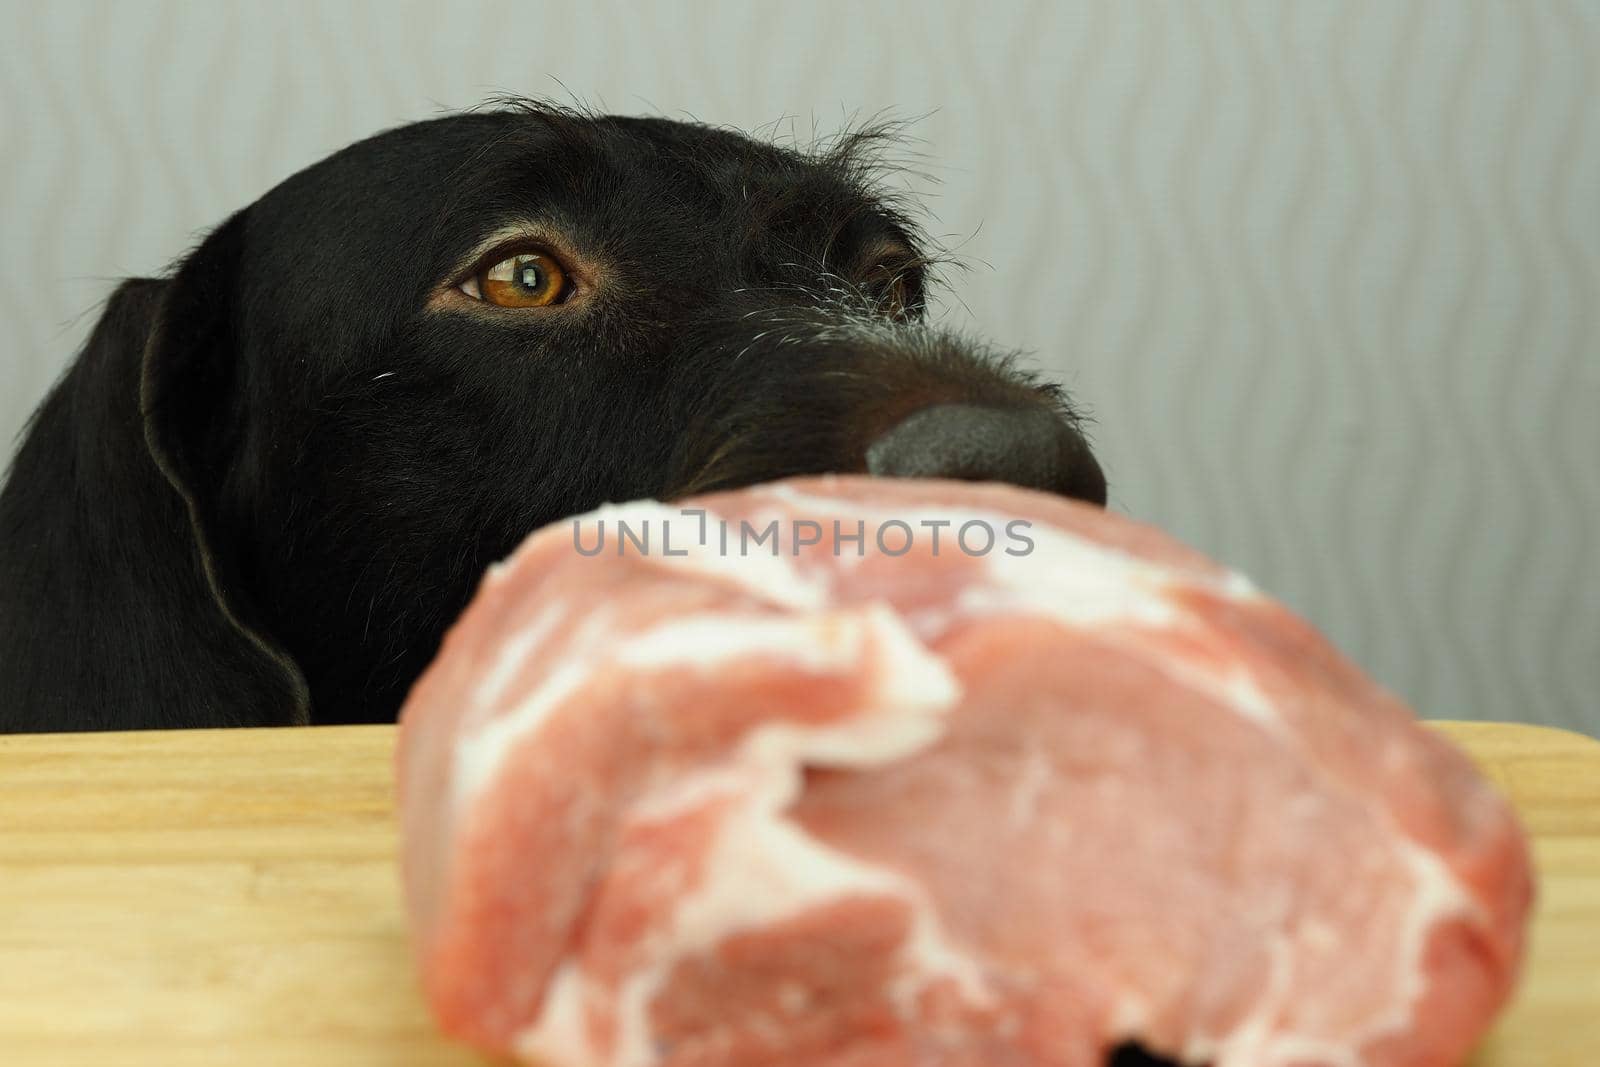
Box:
(0, 103), (1105, 732)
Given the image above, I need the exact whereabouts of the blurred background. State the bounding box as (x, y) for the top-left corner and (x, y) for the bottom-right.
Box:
(1, 1), (1595, 735)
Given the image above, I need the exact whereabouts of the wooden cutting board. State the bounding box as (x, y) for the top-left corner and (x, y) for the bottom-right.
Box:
(0, 721), (1595, 1066)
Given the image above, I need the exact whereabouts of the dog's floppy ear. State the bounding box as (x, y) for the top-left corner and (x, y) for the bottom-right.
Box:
(139, 211), (312, 725)
(0, 211), (310, 731)
(142, 211), (255, 525)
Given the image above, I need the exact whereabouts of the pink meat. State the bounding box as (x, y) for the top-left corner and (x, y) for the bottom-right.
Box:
(397, 476), (1532, 1067)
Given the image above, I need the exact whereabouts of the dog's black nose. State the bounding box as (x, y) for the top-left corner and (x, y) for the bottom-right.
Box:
(865, 403), (1107, 505)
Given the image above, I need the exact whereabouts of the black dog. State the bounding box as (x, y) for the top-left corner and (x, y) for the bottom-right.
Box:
(0, 102), (1105, 733)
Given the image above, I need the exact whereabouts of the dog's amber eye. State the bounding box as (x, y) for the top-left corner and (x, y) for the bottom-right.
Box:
(468, 251), (569, 308)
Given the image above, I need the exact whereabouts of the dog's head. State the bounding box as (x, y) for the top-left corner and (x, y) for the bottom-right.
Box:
(3, 103), (1105, 729)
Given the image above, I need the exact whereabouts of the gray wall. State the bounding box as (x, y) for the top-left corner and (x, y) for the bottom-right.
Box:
(2, 1), (1596, 735)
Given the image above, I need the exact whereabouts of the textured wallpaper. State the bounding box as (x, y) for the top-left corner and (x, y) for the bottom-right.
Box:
(2, 1), (1596, 735)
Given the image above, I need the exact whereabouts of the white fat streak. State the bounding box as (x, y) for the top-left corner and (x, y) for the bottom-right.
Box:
(739, 602), (962, 768)
(1265, 808), (1477, 1066)
(1192, 836), (1477, 1067)
(604, 788), (989, 1067)
(1132, 656), (1285, 737)
(1183, 935), (1364, 1067)
(516, 607), (984, 1067)
(967, 523), (1185, 628)
(473, 604), (566, 709)
(456, 603), (939, 811)
(1199, 933), (1299, 1067)
(516, 963), (602, 1067)
(616, 613), (864, 674)
(1219, 673), (1279, 729)
(621, 604), (955, 829)
(453, 657), (593, 813)
(1334, 841), (1477, 1056)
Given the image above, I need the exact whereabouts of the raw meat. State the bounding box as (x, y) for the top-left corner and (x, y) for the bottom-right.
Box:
(397, 475), (1532, 1067)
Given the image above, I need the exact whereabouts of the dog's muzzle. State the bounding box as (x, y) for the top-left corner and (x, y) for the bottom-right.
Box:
(866, 403), (1107, 506)
(663, 307), (1107, 507)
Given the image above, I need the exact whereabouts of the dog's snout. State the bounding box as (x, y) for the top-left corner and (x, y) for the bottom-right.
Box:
(865, 403), (1108, 506)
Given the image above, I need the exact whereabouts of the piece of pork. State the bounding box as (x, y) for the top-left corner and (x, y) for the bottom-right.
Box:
(397, 475), (1532, 1067)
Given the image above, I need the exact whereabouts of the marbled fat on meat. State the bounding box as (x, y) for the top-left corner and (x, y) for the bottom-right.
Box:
(397, 476), (1532, 1067)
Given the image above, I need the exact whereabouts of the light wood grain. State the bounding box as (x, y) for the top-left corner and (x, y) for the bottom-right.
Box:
(0, 721), (1594, 1066)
